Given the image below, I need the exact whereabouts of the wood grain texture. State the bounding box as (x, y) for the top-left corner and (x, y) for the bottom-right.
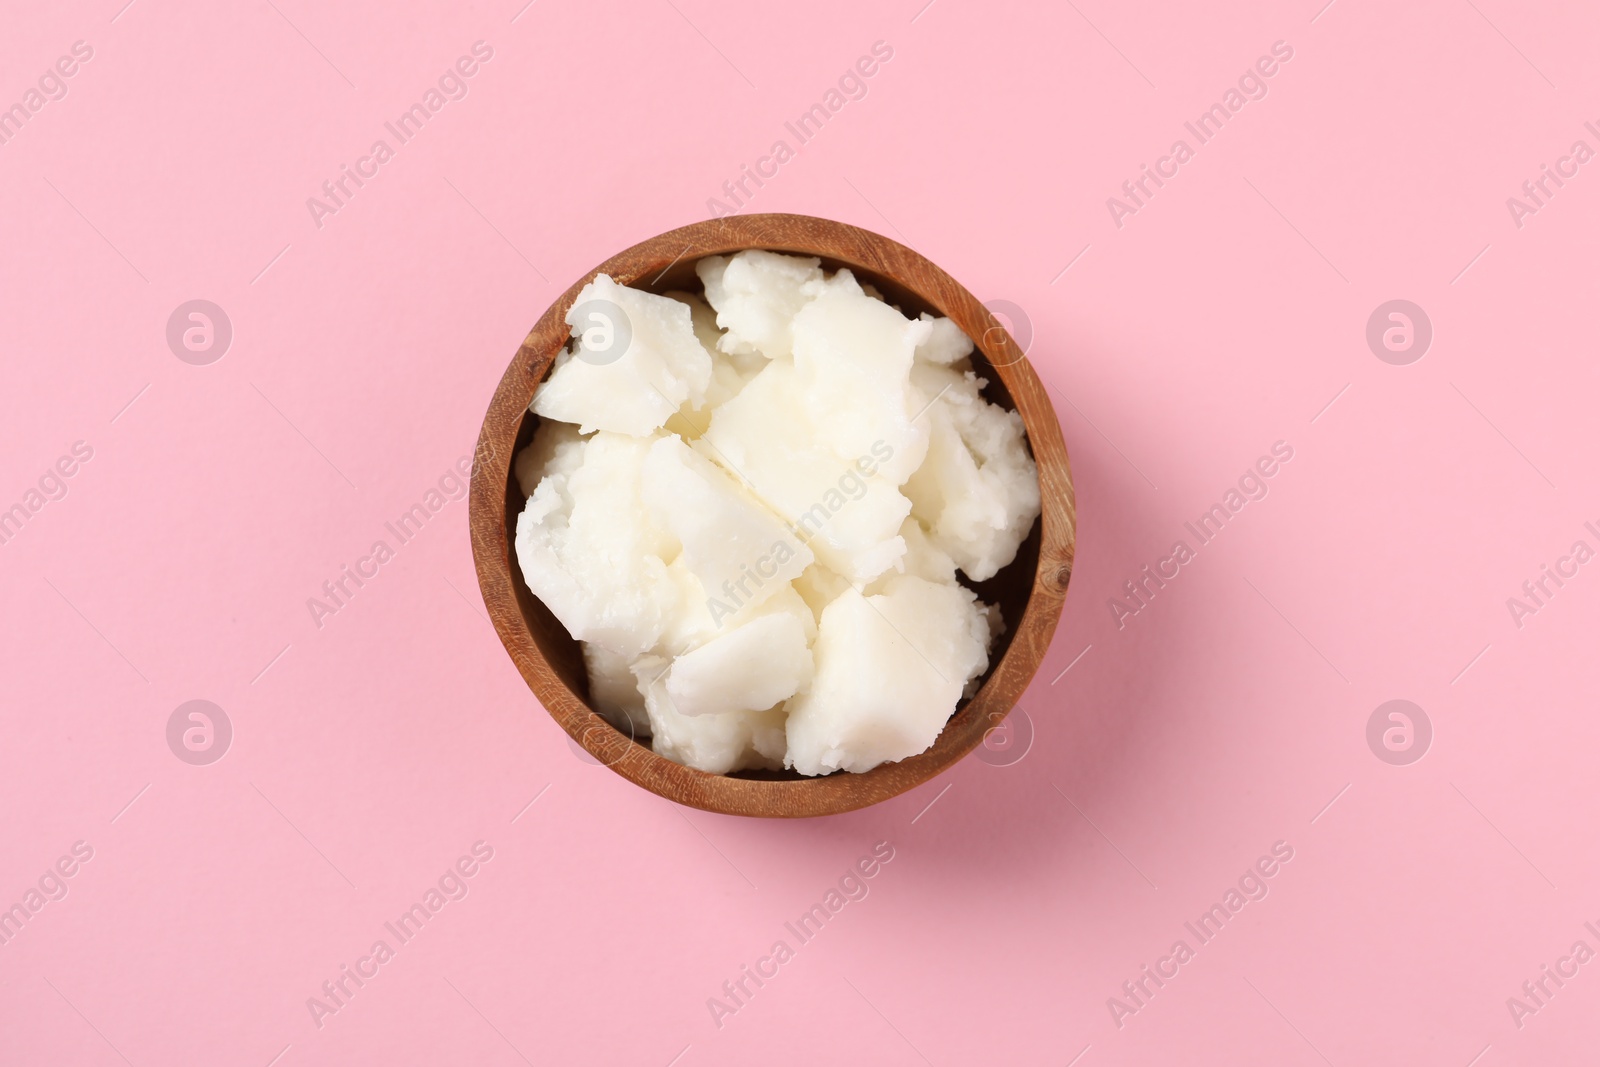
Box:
(470, 214), (1077, 817)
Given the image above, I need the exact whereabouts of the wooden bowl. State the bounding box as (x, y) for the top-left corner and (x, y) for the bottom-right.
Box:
(470, 213), (1076, 817)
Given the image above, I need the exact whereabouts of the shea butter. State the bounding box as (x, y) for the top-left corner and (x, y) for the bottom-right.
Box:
(514, 251), (1040, 775)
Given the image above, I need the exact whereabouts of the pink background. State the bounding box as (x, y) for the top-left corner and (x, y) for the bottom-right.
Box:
(3, 0), (1597, 1063)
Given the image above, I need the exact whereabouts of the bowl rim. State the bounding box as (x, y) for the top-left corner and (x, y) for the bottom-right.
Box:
(469, 212), (1076, 817)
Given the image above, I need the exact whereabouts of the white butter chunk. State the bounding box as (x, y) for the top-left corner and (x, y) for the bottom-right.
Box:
(785, 575), (993, 776)
(696, 250), (828, 360)
(636, 654), (789, 774)
(640, 435), (813, 623)
(513, 431), (680, 658)
(903, 364), (1041, 581)
(531, 274), (713, 436)
(665, 607), (812, 718)
(512, 250), (1042, 778)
